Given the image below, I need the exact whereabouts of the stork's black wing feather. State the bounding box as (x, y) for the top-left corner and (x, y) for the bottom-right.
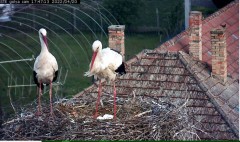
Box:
(110, 48), (121, 54)
(115, 62), (126, 75)
(33, 71), (44, 90)
(53, 70), (58, 82)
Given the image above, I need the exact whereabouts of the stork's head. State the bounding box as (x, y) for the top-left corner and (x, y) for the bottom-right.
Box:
(92, 40), (102, 52)
(90, 40), (102, 71)
(39, 28), (48, 47)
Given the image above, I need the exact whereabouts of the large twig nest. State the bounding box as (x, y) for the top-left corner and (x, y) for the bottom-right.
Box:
(0, 93), (202, 140)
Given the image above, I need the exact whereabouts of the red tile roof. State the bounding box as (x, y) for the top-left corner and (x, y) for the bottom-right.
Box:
(156, 0), (239, 80)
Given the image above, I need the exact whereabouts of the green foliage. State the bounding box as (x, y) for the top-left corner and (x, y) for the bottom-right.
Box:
(192, 6), (217, 17)
(164, 0), (184, 38)
(103, 0), (144, 26)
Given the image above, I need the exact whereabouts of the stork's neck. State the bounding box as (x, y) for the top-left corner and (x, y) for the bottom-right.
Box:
(40, 36), (48, 53)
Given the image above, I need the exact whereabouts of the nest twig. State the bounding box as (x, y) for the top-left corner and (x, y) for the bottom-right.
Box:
(0, 93), (203, 140)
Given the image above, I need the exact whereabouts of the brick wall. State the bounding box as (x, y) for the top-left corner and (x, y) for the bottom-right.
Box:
(189, 11), (202, 60)
(211, 28), (227, 83)
(108, 25), (125, 60)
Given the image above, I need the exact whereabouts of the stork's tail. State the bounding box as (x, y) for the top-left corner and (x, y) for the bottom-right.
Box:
(84, 70), (93, 77)
(115, 62), (126, 75)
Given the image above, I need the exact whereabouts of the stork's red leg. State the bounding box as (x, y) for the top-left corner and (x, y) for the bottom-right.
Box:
(37, 82), (42, 116)
(94, 80), (102, 119)
(49, 82), (53, 116)
(113, 82), (117, 119)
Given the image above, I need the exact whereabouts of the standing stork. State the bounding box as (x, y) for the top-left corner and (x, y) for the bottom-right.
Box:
(85, 40), (126, 119)
(33, 28), (58, 116)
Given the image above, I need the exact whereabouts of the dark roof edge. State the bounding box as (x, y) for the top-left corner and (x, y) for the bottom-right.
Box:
(178, 51), (239, 137)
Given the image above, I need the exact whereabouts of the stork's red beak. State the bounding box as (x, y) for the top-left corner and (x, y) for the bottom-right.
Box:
(43, 35), (48, 48)
(90, 51), (97, 71)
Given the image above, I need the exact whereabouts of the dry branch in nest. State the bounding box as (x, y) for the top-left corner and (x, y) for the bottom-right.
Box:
(0, 93), (203, 140)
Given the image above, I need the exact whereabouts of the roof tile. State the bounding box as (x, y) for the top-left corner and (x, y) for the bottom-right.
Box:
(233, 30), (239, 37)
(231, 72), (239, 79)
(230, 63), (239, 72)
(227, 95), (239, 109)
(195, 69), (211, 82)
(203, 23), (214, 34)
(227, 56), (236, 66)
(227, 43), (238, 53)
(203, 41), (211, 51)
(227, 65), (235, 76)
(221, 101), (233, 114)
(203, 77), (219, 89)
(219, 88), (236, 102)
(209, 17), (224, 27)
(226, 17), (238, 26)
(209, 83), (227, 96)
(228, 24), (238, 34)
(225, 112), (238, 127)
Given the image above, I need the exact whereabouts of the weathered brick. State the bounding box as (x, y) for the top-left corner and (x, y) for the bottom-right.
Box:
(108, 25), (125, 60)
(189, 11), (202, 60)
(211, 28), (227, 83)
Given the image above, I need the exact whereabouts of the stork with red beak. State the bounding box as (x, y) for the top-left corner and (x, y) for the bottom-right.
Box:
(33, 28), (58, 116)
(85, 40), (126, 119)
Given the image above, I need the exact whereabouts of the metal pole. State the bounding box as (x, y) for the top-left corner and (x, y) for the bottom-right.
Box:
(29, 76), (32, 95)
(156, 8), (161, 42)
(98, 3), (103, 41)
(15, 77), (17, 95)
(21, 76), (24, 98)
(73, 7), (76, 34)
(0, 57), (34, 64)
(33, 8), (36, 30)
(185, 0), (191, 29)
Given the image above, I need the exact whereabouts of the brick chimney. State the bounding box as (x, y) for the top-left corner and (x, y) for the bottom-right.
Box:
(108, 25), (125, 60)
(210, 28), (227, 83)
(189, 11), (202, 60)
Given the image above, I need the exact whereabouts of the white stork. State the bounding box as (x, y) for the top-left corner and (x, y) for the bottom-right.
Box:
(33, 28), (58, 116)
(85, 40), (126, 119)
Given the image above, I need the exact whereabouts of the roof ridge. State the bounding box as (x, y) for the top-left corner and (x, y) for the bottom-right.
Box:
(202, 0), (239, 24)
(154, 0), (238, 52)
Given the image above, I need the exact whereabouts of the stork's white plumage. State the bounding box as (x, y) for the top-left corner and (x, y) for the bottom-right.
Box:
(33, 28), (58, 116)
(85, 40), (126, 119)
